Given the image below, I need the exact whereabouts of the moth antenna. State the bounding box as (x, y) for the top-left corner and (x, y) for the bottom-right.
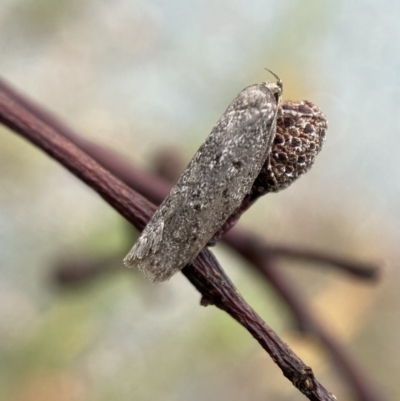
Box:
(264, 67), (283, 93)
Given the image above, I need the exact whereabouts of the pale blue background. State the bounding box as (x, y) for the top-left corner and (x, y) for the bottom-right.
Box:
(0, 1), (398, 400)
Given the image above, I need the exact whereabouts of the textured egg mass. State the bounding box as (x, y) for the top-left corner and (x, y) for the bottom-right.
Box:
(264, 100), (327, 192)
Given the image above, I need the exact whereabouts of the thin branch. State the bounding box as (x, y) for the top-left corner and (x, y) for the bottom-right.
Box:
(0, 81), (336, 400)
(227, 232), (383, 401)
(224, 231), (380, 281)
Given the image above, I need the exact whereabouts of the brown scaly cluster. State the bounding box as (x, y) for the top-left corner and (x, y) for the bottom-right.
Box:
(272, 99), (327, 189)
(252, 100), (327, 196)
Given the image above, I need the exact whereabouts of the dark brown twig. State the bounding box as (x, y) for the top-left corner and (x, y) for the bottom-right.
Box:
(224, 231), (380, 281)
(227, 231), (383, 401)
(0, 81), (336, 400)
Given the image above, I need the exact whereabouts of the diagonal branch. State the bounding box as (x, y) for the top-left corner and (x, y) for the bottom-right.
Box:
(233, 237), (379, 280)
(227, 232), (383, 401)
(0, 81), (336, 400)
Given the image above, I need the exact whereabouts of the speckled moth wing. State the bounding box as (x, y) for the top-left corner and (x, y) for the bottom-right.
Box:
(124, 81), (282, 282)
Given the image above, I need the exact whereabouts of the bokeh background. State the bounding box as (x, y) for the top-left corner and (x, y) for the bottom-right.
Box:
(0, 1), (398, 400)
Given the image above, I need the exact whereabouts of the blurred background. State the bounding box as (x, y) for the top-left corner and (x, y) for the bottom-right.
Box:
(0, 0), (398, 400)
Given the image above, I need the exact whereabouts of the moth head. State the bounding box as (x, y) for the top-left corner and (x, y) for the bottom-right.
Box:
(263, 68), (283, 103)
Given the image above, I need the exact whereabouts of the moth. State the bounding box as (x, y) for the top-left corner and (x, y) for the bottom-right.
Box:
(124, 72), (283, 282)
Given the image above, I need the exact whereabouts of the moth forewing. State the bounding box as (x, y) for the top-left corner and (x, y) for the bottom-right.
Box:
(124, 81), (282, 283)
